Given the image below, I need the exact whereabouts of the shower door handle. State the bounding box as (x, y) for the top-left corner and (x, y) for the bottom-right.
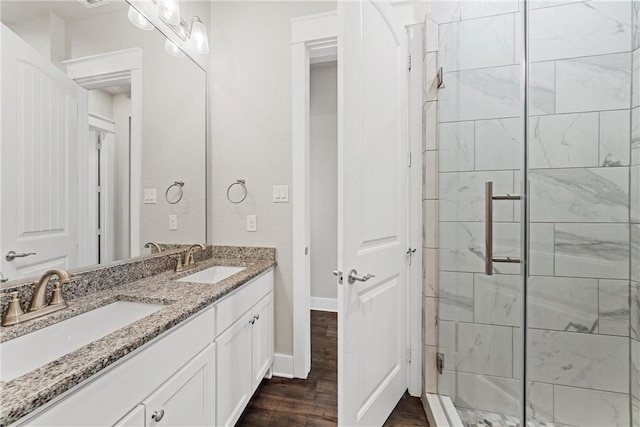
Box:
(485, 181), (521, 275)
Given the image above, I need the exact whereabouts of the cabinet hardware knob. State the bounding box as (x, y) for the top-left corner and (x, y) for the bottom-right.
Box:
(152, 409), (165, 422)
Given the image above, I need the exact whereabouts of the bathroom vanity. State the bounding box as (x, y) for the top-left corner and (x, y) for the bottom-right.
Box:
(0, 246), (275, 427)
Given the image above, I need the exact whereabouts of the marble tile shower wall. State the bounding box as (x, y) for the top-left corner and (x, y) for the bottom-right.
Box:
(422, 1), (639, 426)
(631, 2), (640, 426)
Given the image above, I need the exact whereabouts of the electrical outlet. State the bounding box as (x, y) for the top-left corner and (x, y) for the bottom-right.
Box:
(246, 215), (257, 232)
(169, 215), (178, 230)
(144, 188), (157, 204)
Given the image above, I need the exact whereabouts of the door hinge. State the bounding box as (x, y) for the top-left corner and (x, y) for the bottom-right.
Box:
(408, 54), (412, 71)
(408, 151), (412, 168)
(407, 347), (412, 364)
(437, 352), (445, 374)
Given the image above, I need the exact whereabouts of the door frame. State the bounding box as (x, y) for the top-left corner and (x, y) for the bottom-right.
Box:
(291, 10), (339, 379)
(88, 114), (116, 264)
(63, 48), (142, 261)
(290, 11), (423, 395)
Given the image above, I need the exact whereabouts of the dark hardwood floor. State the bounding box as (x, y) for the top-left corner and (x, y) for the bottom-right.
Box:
(236, 311), (429, 427)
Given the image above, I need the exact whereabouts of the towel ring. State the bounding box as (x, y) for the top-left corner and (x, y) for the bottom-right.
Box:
(166, 180), (184, 204)
(227, 179), (247, 204)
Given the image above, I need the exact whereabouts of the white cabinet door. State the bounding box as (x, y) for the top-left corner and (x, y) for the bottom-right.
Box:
(251, 292), (273, 392)
(216, 311), (253, 427)
(143, 344), (215, 427)
(114, 405), (145, 427)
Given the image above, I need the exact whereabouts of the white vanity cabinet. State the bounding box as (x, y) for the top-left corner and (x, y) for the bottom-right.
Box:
(142, 343), (215, 427)
(215, 272), (274, 427)
(13, 268), (274, 427)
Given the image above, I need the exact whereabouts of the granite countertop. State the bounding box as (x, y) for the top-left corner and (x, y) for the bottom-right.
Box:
(0, 255), (276, 426)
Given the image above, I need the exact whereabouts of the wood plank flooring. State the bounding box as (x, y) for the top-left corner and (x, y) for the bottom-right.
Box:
(236, 311), (429, 427)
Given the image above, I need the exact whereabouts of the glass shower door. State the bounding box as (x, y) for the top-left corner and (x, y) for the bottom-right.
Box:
(430, 0), (637, 426)
(526, 1), (637, 426)
(431, 0), (526, 424)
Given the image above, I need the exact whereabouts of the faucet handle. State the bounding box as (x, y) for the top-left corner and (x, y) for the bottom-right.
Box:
(1, 292), (25, 326)
(50, 283), (67, 306)
(174, 254), (184, 272)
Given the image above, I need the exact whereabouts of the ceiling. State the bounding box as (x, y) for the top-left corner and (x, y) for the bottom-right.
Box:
(1, 0), (128, 26)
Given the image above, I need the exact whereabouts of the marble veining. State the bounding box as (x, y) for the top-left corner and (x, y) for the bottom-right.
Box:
(598, 279), (631, 336)
(554, 223), (630, 279)
(555, 53), (632, 114)
(530, 1), (632, 62)
(527, 329), (629, 393)
(0, 247), (276, 426)
(529, 113), (599, 169)
(530, 61), (556, 116)
(530, 168), (629, 223)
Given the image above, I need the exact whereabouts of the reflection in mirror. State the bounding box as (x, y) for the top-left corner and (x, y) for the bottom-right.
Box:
(0, 1), (206, 283)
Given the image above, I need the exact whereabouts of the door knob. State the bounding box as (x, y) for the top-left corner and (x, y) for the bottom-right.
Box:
(347, 269), (375, 285)
(5, 251), (36, 261)
(151, 409), (165, 422)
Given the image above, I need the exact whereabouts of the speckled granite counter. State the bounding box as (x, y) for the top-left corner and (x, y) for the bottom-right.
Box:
(0, 247), (276, 426)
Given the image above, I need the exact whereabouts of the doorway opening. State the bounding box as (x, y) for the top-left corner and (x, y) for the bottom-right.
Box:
(87, 84), (131, 265)
(309, 59), (338, 314)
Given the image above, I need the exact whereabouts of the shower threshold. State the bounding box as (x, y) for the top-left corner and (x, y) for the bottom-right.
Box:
(456, 406), (569, 427)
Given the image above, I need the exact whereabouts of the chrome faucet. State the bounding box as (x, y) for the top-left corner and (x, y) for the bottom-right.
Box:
(175, 244), (206, 272)
(1, 269), (70, 326)
(144, 242), (163, 254)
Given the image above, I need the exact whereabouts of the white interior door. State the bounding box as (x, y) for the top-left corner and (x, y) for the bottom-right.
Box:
(1, 24), (83, 281)
(337, 1), (409, 426)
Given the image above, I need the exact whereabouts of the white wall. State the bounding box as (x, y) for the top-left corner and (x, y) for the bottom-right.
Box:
(112, 93), (131, 260)
(88, 89), (113, 119)
(309, 62), (337, 301)
(210, 1), (337, 356)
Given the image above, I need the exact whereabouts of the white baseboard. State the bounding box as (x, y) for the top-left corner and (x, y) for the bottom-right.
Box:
(422, 393), (452, 427)
(310, 297), (337, 312)
(271, 353), (294, 378)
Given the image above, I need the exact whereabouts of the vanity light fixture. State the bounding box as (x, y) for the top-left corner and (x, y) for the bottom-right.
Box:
(164, 38), (186, 59)
(189, 17), (209, 54)
(128, 6), (154, 31)
(157, 0), (181, 26)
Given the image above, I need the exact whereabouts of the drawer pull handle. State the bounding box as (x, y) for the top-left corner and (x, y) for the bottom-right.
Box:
(249, 318), (255, 325)
(255, 314), (260, 320)
(152, 409), (165, 422)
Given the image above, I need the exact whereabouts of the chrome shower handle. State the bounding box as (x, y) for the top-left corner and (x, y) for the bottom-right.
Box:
(485, 181), (521, 275)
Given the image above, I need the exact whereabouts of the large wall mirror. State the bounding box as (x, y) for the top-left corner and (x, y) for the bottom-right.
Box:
(0, 0), (207, 283)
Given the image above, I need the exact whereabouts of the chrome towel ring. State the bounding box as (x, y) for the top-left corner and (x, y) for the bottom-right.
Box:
(166, 180), (185, 204)
(227, 179), (247, 204)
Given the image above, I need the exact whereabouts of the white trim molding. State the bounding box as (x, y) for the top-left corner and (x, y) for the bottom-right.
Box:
(310, 297), (338, 313)
(63, 49), (143, 258)
(291, 11), (338, 380)
(271, 353), (295, 379)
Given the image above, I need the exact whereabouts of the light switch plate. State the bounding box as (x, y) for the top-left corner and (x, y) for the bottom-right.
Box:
(246, 215), (257, 232)
(169, 215), (178, 230)
(272, 185), (289, 203)
(144, 188), (157, 204)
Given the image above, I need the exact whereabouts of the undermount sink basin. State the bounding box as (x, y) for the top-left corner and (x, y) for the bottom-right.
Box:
(0, 301), (163, 382)
(177, 266), (245, 284)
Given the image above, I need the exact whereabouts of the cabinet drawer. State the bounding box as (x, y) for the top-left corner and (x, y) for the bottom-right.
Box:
(215, 269), (273, 337)
(18, 306), (215, 427)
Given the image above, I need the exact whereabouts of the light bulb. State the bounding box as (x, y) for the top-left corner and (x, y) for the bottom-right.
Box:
(128, 6), (154, 31)
(189, 17), (209, 54)
(158, 0), (180, 26)
(164, 38), (185, 59)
